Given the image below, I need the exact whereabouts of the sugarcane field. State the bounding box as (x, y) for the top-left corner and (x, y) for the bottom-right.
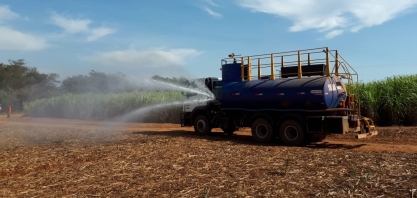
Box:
(1, 50), (417, 197)
(2, 49), (417, 197)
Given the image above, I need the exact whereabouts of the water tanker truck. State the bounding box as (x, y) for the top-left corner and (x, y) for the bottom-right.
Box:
(180, 47), (377, 146)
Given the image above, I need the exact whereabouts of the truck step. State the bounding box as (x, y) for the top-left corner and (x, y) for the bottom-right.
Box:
(356, 131), (378, 139)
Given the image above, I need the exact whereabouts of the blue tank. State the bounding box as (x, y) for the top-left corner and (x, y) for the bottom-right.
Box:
(217, 76), (346, 110)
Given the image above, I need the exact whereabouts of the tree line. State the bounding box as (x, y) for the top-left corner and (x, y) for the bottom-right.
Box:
(0, 59), (186, 111)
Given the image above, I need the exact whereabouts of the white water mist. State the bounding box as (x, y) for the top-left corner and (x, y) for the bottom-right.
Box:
(151, 79), (214, 98)
(113, 98), (213, 123)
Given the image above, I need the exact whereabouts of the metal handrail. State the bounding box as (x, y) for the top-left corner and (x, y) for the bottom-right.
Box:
(327, 50), (360, 116)
(223, 47), (331, 81)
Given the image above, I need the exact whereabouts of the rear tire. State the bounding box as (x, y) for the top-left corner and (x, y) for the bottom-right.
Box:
(279, 120), (305, 146)
(251, 118), (274, 143)
(194, 115), (211, 135)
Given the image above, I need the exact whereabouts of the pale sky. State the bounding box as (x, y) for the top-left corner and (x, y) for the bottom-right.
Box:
(1, 0), (417, 82)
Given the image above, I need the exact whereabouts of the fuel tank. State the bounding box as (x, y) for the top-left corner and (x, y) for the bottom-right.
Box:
(217, 76), (346, 110)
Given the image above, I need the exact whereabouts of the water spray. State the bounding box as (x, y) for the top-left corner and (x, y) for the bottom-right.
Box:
(114, 98), (213, 123)
(151, 79), (214, 99)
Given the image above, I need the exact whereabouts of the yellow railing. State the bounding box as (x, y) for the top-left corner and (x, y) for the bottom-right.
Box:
(223, 47), (334, 81)
(221, 47), (356, 82)
(327, 49), (360, 115)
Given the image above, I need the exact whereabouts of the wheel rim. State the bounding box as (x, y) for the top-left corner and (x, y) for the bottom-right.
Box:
(197, 120), (206, 132)
(255, 124), (268, 138)
(284, 125), (298, 141)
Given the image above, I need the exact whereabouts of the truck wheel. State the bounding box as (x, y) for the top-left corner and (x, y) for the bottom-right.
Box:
(279, 120), (305, 146)
(251, 118), (274, 143)
(194, 115), (212, 135)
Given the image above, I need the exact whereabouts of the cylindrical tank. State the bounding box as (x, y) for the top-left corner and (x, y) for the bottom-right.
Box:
(217, 76), (346, 110)
(222, 63), (247, 82)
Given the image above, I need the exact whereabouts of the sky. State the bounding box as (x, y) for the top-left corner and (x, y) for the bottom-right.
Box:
(0, 0), (417, 82)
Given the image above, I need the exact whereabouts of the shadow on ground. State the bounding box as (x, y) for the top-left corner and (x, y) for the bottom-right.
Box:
(132, 130), (366, 150)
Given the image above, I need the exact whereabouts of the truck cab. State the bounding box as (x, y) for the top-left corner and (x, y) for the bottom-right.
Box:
(181, 77), (221, 126)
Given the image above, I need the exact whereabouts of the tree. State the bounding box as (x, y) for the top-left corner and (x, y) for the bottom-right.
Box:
(0, 59), (60, 110)
(61, 70), (136, 94)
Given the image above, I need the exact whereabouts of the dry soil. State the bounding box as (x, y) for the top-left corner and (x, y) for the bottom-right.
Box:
(0, 114), (416, 197)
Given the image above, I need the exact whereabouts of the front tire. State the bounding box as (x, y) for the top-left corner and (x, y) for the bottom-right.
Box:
(251, 118), (274, 143)
(279, 120), (305, 146)
(194, 115), (212, 135)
